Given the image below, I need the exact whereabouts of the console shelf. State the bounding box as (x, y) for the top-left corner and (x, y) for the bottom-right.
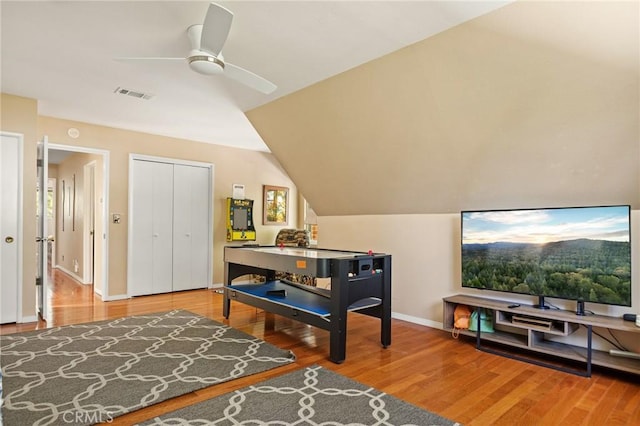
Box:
(443, 294), (640, 377)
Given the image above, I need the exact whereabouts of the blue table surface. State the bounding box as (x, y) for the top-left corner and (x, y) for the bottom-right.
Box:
(227, 281), (381, 317)
(228, 281), (332, 317)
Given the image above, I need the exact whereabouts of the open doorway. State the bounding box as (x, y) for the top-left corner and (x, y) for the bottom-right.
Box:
(47, 145), (109, 305)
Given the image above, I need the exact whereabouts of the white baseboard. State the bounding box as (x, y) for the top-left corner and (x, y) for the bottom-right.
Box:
(20, 315), (38, 324)
(392, 312), (443, 330)
(101, 294), (129, 302)
(55, 265), (87, 284)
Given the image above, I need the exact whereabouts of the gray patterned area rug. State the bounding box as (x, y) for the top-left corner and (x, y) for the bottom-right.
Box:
(0, 310), (294, 426)
(142, 365), (461, 426)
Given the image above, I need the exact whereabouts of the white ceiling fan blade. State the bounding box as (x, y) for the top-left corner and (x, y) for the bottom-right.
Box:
(224, 62), (277, 94)
(200, 3), (233, 56)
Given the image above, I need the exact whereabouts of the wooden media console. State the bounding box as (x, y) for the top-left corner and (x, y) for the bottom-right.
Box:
(443, 294), (640, 377)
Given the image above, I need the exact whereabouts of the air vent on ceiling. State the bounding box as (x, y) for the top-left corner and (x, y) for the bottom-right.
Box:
(114, 87), (154, 100)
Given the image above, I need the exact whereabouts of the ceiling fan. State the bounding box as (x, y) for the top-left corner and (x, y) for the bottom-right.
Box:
(117, 2), (276, 94)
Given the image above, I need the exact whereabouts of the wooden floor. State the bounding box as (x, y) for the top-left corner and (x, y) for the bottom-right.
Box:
(2, 270), (640, 425)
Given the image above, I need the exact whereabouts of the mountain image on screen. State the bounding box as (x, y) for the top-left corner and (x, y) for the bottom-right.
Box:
(461, 206), (631, 307)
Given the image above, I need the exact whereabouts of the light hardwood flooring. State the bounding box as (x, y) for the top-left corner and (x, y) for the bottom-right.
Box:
(2, 270), (639, 425)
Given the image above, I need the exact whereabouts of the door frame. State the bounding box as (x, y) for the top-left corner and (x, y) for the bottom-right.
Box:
(37, 136), (49, 320)
(48, 143), (110, 299)
(1, 131), (24, 323)
(127, 153), (214, 297)
(83, 161), (96, 287)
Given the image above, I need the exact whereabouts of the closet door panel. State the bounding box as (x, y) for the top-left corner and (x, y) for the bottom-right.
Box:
(188, 166), (210, 288)
(151, 162), (174, 294)
(173, 164), (210, 291)
(129, 160), (155, 296)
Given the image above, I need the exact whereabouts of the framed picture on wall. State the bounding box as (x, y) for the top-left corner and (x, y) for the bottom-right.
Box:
(263, 185), (289, 225)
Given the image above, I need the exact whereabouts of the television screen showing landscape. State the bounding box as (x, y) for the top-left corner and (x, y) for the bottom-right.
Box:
(461, 206), (631, 306)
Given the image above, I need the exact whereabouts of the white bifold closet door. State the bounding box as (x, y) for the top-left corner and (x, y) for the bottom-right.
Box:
(172, 164), (210, 291)
(129, 159), (211, 297)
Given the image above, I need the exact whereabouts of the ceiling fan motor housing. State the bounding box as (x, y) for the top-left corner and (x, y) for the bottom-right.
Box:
(117, 6), (276, 93)
(188, 53), (225, 75)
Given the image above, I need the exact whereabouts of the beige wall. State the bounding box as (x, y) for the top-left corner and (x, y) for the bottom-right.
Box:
(54, 152), (103, 285)
(2, 91), (298, 320)
(247, 1), (639, 215)
(245, 0), (640, 337)
(1, 93), (38, 320)
(38, 116), (298, 299)
(319, 212), (639, 324)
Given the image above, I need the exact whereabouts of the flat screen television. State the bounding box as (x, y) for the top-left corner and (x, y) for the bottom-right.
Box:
(461, 205), (632, 311)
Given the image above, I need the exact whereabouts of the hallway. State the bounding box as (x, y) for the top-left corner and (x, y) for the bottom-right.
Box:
(45, 268), (100, 328)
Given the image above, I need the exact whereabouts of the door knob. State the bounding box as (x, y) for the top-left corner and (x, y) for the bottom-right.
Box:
(5, 236), (14, 243)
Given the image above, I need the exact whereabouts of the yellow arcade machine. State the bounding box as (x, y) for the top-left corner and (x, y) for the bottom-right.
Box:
(226, 198), (256, 241)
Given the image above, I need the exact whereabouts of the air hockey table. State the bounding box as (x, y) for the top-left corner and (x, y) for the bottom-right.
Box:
(223, 246), (392, 363)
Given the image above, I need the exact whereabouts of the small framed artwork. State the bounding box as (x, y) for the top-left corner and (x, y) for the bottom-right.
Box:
(263, 185), (289, 225)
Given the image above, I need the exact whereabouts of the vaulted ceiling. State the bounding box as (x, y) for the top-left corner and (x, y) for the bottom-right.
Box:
(1, 1), (511, 151)
(247, 1), (639, 215)
(3, 1), (637, 215)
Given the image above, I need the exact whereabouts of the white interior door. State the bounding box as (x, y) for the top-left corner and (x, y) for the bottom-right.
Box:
(129, 160), (154, 296)
(151, 162), (174, 294)
(172, 164), (210, 291)
(129, 159), (173, 296)
(129, 155), (213, 297)
(1, 132), (22, 324)
(36, 136), (49, 321)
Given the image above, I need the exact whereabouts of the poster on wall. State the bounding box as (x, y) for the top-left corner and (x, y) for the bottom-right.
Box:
(263, 185), (288, 225)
